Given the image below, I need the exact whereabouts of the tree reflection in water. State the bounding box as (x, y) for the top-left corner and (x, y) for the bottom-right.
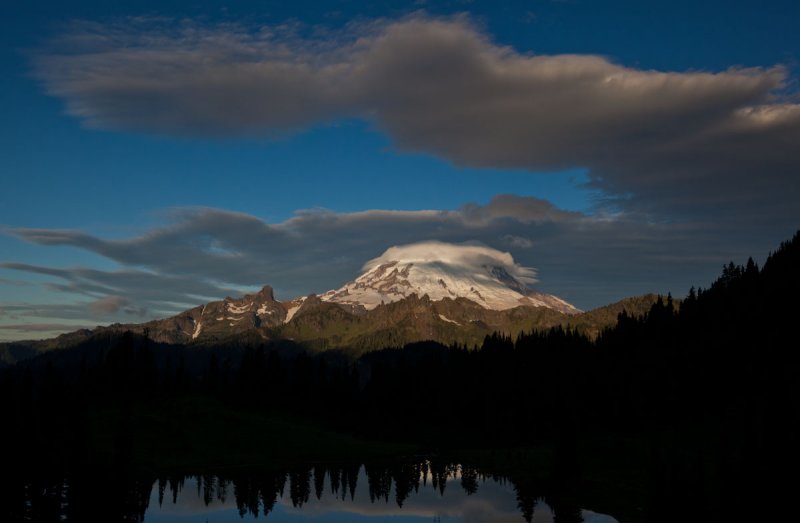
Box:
(0, 459), (619, 523)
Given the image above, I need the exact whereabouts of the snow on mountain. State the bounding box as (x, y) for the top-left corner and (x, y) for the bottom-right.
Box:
(111, 242), (578, 345)
(319, 241), (579, 314)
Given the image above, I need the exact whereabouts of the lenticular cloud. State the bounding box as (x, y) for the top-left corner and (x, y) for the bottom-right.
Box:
(364, 241), (538, 285)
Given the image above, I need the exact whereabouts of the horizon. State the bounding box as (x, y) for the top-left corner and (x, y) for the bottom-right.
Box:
(2, 0), (800, 341)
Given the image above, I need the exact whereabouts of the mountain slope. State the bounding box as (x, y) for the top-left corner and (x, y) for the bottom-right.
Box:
(0, 293), (661, 364)
(274, 293), (660, 354)
(87, 242), (581, 348)
(2, 242), (649, 361)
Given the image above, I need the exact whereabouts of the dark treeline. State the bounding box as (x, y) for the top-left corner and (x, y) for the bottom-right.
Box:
(1, 231), (799, 521)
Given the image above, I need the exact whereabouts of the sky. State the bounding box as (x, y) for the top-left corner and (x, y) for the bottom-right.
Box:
(1, 0), (799, 341)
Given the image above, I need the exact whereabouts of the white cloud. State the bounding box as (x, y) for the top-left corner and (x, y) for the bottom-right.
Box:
(365, 240), (537, 284)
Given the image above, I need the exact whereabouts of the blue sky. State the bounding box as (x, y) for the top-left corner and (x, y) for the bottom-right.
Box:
(2, 1), (800, 340)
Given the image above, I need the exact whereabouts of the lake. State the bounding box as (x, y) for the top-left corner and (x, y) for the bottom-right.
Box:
(3, 460), (620, 522)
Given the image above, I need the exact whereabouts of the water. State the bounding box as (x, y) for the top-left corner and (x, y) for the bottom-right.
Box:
(141, 463), (618, 523)
(1, 460), (620, 522)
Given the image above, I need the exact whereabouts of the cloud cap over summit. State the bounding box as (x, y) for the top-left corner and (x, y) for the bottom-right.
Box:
(363, 240), (537, 285)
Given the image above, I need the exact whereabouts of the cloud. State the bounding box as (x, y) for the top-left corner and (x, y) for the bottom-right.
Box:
(0, 262), (242, 328)
(87, 295), (147, 317)
(33, 15), (800, 221)
(364, 240), (538, 284)
(0, 323), (91, 333)
(0, 277), (31, 287)
(4, 195), (787, 320)
(502, 235), (534, 249)
(0, 302), (103, 322)
(3, 196), (621, 307)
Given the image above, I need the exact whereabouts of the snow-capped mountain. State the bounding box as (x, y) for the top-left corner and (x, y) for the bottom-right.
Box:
(320, 241), (579, 314)
(4, 241), (585, 353)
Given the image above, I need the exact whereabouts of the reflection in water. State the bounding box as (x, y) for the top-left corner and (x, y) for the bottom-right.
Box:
(0, 460), (619, 522)
(144, 465), (619, 523)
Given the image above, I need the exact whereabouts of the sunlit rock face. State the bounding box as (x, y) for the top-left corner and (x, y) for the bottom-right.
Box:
(321, 241), (579, 314)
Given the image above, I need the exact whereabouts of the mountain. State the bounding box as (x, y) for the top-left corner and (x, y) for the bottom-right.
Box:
(2, 242), (657, 362)
(1, 291), (659, 364)
(320, 241), (579, 314)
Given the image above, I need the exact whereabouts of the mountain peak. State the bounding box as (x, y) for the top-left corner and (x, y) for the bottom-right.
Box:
(251, 285), (275, 302)
(320, 241), (579, 314)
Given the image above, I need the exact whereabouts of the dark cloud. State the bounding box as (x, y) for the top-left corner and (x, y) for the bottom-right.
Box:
(34, 15), (800, 221)
(501, 235), (534, 249)
(34, 18), (356, 136)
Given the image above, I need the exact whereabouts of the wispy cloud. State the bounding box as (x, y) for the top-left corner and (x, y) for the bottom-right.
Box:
(0, 323), (91, 333)
(87, 295), (146, 317)
(4, 195), (780, 317)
